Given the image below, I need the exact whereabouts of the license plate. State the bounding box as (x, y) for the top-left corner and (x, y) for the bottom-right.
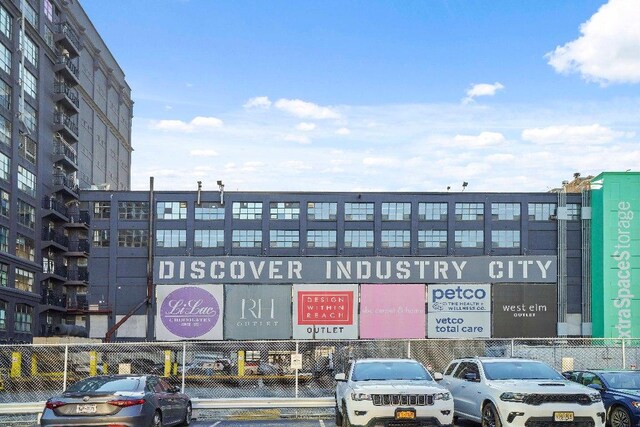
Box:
(395, 409), (416, 419)
(76, 404), (97, 414)
(554, 411), (574, 422)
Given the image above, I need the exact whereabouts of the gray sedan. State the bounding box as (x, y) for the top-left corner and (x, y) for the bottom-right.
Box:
(40, 375), (191, 427)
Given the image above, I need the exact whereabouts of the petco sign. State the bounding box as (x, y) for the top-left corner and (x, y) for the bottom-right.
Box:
(427, 284), (491, 338)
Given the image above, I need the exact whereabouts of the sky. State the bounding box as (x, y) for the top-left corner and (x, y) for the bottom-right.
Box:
(80, 0), (640, 193)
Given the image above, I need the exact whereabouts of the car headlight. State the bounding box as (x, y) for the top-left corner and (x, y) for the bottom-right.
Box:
(500, 392), (527, 402)
(351, 392), (372, 401)
(434, 392), (451, 401)
(588, 393), (602, 403)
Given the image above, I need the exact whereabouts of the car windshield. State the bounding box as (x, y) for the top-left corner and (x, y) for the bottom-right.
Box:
(66, 377), (142, 393)
(482, 361), (564, 380)
(352, 361), (432, 381)
(601, 372), (640, 389)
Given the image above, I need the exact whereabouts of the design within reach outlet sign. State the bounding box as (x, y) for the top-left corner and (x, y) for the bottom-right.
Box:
(154, 256), (556, 284)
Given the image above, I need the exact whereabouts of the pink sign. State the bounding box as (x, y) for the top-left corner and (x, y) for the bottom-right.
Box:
(359, 284), (426, 339)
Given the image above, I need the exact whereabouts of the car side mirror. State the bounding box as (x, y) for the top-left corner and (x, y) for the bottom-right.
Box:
(334, 373), (347, 382)
(464, 372), (478, 382)
(432, 372), (443, 381)
(587, 383), (603, 391)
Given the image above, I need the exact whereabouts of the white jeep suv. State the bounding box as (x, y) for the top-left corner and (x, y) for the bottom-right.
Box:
(440, 357), (606, 427)
(335, 358), (454, 427)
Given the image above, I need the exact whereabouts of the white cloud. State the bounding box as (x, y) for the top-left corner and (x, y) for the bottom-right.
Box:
(336, 127), (351, 135)
(284, 134), (311, 145)
(463, 82), (504, 103)
(296, 122), (316, 131)
(244, 96), (272, 109)
(151, 116), (223, 132)
(274, 98), (340, 119)
(521, 124), (633, 144)
(189, 149), (218, 157)
(546, 0), (640, 84)
(453, 132), (506, 147)
(362, 157), (402, 167)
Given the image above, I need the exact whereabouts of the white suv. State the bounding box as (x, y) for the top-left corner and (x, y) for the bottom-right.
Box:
(334, 358), (454, 427)
(440, 357), (606, 427)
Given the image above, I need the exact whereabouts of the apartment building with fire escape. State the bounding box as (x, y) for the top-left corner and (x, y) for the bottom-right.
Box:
(0, 0), (132, 342)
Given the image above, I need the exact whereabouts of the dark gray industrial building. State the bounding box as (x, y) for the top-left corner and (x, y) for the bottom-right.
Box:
(0, 0), (132, 342)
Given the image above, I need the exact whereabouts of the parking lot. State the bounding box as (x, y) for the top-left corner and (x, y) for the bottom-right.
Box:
(188, 420), (480, 426)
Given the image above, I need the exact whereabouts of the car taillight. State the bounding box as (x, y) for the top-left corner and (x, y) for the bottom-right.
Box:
(107, 399), (145, 407)
(45, 401), (67, 409)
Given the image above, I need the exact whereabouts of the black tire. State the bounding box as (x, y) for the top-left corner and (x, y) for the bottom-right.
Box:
(150, 410), (162, 427)
(341, 402), (352, 427)
(481, 402), (502, 427)
(335, 404), (343, 426)
(610, 406), (632, 427)
(179, 403), (192, 426)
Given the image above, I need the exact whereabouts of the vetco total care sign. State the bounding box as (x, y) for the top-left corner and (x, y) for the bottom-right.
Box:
(427, 284), (491, 338)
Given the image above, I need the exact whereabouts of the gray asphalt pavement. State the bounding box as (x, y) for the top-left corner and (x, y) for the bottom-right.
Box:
(189, 419), (479, 426)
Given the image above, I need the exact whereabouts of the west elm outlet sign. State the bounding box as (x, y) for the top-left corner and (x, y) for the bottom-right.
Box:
(154, 256), (556, 284)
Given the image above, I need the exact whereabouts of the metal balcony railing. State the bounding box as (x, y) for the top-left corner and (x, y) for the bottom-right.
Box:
(54, 82), (80, 109)
(42, 228), (69, 247)
(42, 197), (69, 217)
(54, 112), (79, 138)
(41, 291), (66, 308)
(68, 239), (90, 254)
(66, 267), (89, 282)
(52, 172), (79, 194)
(53, 139), (78, 164)
(56, 55), (79, 79)
(43, 262), (68, 278)
(55, 22), (80, 53)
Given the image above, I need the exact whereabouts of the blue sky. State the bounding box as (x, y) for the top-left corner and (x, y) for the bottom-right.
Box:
(81, 0), (640, 192)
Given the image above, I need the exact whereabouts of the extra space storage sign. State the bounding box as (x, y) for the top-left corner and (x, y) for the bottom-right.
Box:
(156, 285), (223, 341)
(427, 284), (491, 338)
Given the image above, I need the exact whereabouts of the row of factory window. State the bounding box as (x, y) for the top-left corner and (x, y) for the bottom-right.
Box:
(95, 228), (522, 249)
(94, 201), (579, 222)
(0, 299), (33, 334)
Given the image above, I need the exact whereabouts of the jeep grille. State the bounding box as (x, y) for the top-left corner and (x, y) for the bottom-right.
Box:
(371, 394), (434, 406)
(523, 393), (592, 406)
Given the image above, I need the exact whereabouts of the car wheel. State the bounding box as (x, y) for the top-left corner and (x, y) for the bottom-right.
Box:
(335, 404), (343, 426)
(482, 402), (502, 427)
(179, 403), (192, 426)
(610, 406), (632, 427)
(150, 410), (162, 427)
(341, 403), (352, 427)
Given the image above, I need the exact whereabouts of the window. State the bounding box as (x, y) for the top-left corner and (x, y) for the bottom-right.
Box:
(15, 268), (34, 292)
(0, 151), (8, 180)
(345, 230), (374, 248)
(18, 166), (36, 197)
(418, 230), (447, 248)
(118, 201), (149, 220)
(307, 230), (336, 248)
(567, 203), (580, 220)
(382, 203), (411, 221)
(0, 225), (7, 252)
(16, 234), (35, 261)
(44, 0), (54, 22)
(0, 300), (5, 330)
(492, 230), (520, 248)
(15, 304), (33, 333)
(157, 201), (187, 220)
(194, 230), (224, 248)
(17, 200), (35, 229)
(195, 202), (224, 220)
(118, 229), (148, 247)
(23, 1), (38, 28)
(492, 203), (521, 221)
(0, 116), (9, 146)
(381, 230), (410, 248)
(420, 202), (452, 221)
(0, 189), (8, 218)
(20, 67), (37, 99)
(44, 26), (55, 51)
(156, 230), (186, 248)
(455, 203), (484, 220)
(21, 34), (37, 68)
(345, 203), (374, 221)
(0, 78), (9, 110)
(93, 229), (109, 247)
(270, 202), (300, 220)
(232, 230), (262, 248)
(0, 5), (11, 39)
(0, 263), (7, 286)
(307, 202), (337, 220)
(22, 102), (36, 133)
(455, 230), (484, 248)
(270, 230), (299, 248)
(19, 134), (36, 164)
(233, 202), (262, 220)
(0, 42), (9, 74)
(93, 202), (110, 219)
(528, 203), (557, 221)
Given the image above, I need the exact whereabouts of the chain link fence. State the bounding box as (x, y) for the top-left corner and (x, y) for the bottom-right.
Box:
(1, 338), (639, 423)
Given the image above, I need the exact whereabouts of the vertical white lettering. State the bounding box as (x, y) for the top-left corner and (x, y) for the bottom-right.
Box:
(190, 261), (205, 279)
(249, 261), (266, 279)
(396, 261), (410, 279)
(230, 261), (245, 279)
(489, 261), (503, 279)
(536, 260), (552, 279)
(337, 261), (352, 279)
(414, 260), (430, 279)
(326, 261), (332, 279)
(210, 261), (225, 279)
(288, 261), (303, 279)
(518, 260), (533, 279)
(179, 260), (185, 279)
(159, 261), (174, 279)
(357, 261), (371, 280)
(269, 261), (283, 279)
(376, 261), (392, 279)
(434, 261), (448, 279)
(452, 261), (467, 280)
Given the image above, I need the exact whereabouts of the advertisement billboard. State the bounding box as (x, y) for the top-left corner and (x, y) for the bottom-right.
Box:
(591, 172), (640, 338)
(492, 284), (557, 338)
(224, 284), (292, 339)
(427, 284), (491, 338)
(359, 284), (426, 339)
(156, 285), (224, 341)
(292, 284), (358, 339)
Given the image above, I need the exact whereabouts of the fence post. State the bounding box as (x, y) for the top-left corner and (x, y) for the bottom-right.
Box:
(181, 342), (186, 394)
(510, 339), (515, 357)
(407, 340), (411, 358)
(63, 345), (69, 391)
(622, 338), (626, 369)
(295, 341), (299, 399)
